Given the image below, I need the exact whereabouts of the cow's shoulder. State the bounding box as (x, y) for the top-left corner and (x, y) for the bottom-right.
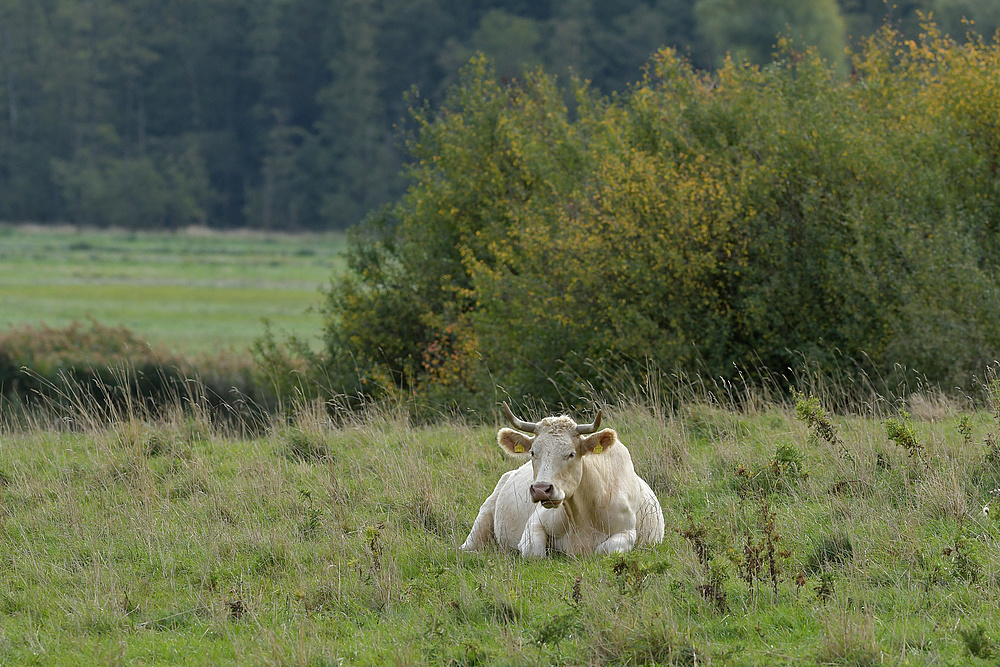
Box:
(587, 440), (637, 479)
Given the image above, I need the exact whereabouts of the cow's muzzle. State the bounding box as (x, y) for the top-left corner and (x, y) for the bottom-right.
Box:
(530, 482), (561, 507)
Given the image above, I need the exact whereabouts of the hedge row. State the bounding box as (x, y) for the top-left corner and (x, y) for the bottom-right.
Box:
(0, 321), (274, 427)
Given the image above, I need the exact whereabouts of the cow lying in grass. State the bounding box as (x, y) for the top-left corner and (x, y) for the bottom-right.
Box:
(461, 403), (664, 557)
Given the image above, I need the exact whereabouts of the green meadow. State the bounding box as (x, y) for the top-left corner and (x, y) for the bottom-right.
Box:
(5, 224), (1000, 665)
(0, 225), (345, 353)
(3, 374), (1000, 665)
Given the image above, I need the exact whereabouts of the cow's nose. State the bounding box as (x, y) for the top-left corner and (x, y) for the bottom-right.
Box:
(530, 483), (555, 502)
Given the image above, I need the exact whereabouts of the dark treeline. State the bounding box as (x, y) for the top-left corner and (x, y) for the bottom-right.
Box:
(1, 0), (997, 230)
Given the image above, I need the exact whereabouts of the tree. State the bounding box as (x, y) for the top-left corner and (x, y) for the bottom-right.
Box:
(696, 0), (847, 69)
(0, 0), (60, 220)
(928, 0), (1000, 39)
(309, 0), (399, 229)
(0, 0), (979, 233)
(322, 27), (1000, 409)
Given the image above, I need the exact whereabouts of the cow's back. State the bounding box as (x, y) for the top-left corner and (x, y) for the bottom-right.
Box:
(634, 476), (665, 546)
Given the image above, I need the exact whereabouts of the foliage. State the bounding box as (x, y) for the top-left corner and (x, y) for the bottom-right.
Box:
(794, 391), (852, 461)
(51, 147), (212, 229)
(0, 1), (993, 229)
(695, 0), (848, 69)
(0, 320), (275, 424)
(323, 24), (1000, 408)
(0, 319), (181, 409)
(250, 324), (328, 408)
(884, 411), (924, 460)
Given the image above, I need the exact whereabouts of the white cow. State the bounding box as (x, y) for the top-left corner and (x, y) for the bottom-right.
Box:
(461, 403), (665, 557)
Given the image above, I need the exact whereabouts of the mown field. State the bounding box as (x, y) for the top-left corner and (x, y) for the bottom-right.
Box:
(3, 374), (1000, 665)
(0, 225), (345, 353)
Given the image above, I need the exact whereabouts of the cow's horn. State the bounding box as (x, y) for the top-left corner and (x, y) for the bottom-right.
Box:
(502, 402), (537, 433)
(575, 408), (603, 435)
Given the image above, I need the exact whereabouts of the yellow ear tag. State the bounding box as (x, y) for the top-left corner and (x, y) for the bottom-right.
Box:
(592, 444), (603, 454)
(514, 444), (525, 453)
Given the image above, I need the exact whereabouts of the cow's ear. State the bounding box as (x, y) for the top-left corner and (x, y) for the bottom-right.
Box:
(498, 428), (533, 456)
(581, 429), (616, 455)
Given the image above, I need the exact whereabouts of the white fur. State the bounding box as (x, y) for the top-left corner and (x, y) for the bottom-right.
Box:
(460, 416), (665, 558)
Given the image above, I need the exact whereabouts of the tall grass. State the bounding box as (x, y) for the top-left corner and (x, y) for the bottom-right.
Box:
(2, 364), (1000, 664)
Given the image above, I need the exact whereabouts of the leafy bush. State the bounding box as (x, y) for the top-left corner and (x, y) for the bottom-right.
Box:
(0, 320), (274, 425)
(321, 23), (1000, 409)
(884, 411), (924, 461)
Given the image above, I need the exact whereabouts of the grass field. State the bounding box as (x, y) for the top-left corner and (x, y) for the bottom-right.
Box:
(5, 225), (1000, 665)
(0, 225), (345, 353)
(3, 373), (1000, 665)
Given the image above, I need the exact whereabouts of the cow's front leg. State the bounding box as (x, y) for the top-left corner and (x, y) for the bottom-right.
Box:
(595, 529), (637, 555)
(518, 512), (548, 558)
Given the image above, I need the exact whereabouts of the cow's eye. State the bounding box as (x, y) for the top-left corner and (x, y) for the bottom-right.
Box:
(566, 452), (576, 460)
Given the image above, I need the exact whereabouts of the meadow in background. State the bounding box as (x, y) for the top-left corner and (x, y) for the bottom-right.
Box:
(0, 225), (343, 420)
(0, 225), (344, 353)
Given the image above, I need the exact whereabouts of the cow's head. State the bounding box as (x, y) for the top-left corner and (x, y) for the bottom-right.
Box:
(497, 402), (616, 508)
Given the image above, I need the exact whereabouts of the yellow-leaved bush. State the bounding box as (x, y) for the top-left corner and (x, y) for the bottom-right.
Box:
(322, 25), (1000, 410)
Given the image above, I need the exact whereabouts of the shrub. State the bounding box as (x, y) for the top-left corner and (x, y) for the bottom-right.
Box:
(884, 411), (924, 461)
(0, 320), (274, 426)
(322, 23), (1000, 409)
